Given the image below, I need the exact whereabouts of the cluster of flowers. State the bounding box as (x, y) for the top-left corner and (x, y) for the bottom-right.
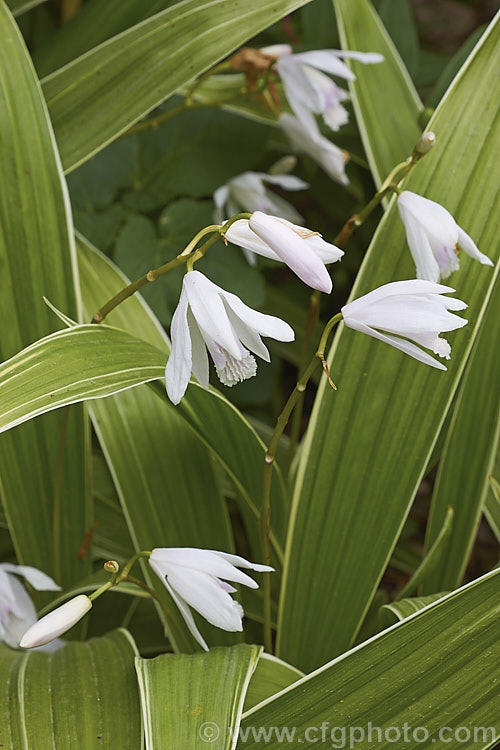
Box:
(6, 550), (271, 651)
(165, 192), (492, 404)
(4, 47), (493, 655)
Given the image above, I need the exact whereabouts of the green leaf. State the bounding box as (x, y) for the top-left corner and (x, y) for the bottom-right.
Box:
(6, 0), (46, 15)
(0, 1), (90, 589)
(377, 0), (420, 78)
(76, 237), (238, 649)
(77, 235), (287, 561)
(0, 325), (166, 433)
(334, 0), (422, 185)
(33, 0), (181, 76)
(379, 593), (448, 627)
(243, 571), (500, 749)
(0, 630), (142, 749)
(423, 273), (500, 593)
(277, 15), (500, 671)
(426, 25), (487, 108)
(41, 0), (315, 173)
(397, 506), (453, 600)
(135, 644), (261, 749)
(243, 654), (303, 712)
(485, 477), (500, 543)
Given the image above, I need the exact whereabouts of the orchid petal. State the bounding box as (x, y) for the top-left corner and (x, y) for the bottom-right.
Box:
(249, 212), (333, 293)
(1, 563), (61, 592)
(183, 272), (242, 359)
(165, 286), (192, 405)
(148, 557), (208, 650)
(0, 575), (37, 648)
(457, 226), (494, 266)
(344, 318), (447, 370)
(167, 570), (244, 631)
(260, 174), (309, 190)
(225, 220), (281, 261)
(187, 308), (209, 389)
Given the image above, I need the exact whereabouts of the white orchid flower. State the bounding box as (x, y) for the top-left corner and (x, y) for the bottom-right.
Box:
(341, 280), (468, 369)
(213, 170), (308, 226)
(0, 562), (60, 649)
(397, 191), (493, 282)
(20, 595), (92, 649)
(225, 211), (343, 294)
(149, 548), (273, 650)
(268, 46), (383, 136)
(279, 112), (349, 185)
(165, 270), (294, 404)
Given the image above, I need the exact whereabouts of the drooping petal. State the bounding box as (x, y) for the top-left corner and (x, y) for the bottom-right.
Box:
(291, 50), (356, 80)
(259, 43), (292, 58)
(165, 287), (192, 405)
(279, 113), (349, 185)
(20, 595), (92, 648)
(0, 563), (61, 592)
(0, 574), (37, 648)
(457, 226), (493, 266)
(260, 174), (309, 191)
(213, 184), (230, 223)
(218, 286), (295, 342)
(151, 548), (259, 589)
(350, 295), (468, 335)
(224, 304), (271, 362)
(187, 308), (209, 390)
(397, 196), (441, 282)
(343, 318), (447, 370)
(166, 569), (244, 632)
(183, 272), (242, 359)
(149, 557), (208, 651)
(249, 212), (333, 293)
(211, 551), (274, 574)
(225, 220), (282, 261)
(275, 218), (343, 264)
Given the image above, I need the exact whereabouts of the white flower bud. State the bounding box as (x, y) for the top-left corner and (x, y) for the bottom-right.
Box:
(20, 595), (92, 649)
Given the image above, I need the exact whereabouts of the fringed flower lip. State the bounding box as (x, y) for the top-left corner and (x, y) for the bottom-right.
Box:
(341, 280), (468, 370)
(165, 270), (294, 404)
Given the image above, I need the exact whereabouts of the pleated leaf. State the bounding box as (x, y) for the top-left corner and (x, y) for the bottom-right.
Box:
(277, 16), (500, 671)
(423, 273), (500, 592)
(136, 644), (261, 749)
(243, 570), (500, 749)
(41, 0), (314, 173)
(0, 630), (142, 749)
(0, 1), (90, 589)
(334, 0), (422, 184)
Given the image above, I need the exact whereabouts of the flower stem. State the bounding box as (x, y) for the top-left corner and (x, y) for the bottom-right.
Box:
(91, 214), (251, 323)
(260, 313), (343, 652)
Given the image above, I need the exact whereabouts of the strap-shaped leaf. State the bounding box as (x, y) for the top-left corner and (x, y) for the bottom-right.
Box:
(0, 630), (142, 749)
(41, 0), (314, 173)
(34, 0), (180, 76)
(79, 235), (237, 651)
(277, 16), (500, 671)
(423, 273), (500, 592)
(334, 0), (422, 183)
(79, 234), (288, 559)
(0, 1), (89, 589)
(136, 644), (261, 749)
(0, 325), (166, 433)
(243, 571), (500, 748)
